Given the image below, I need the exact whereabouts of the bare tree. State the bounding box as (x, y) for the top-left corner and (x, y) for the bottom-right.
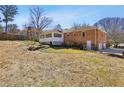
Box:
(94, 17), (124, 45)
(27, 6), (52, 48)
(8, 24), (18, 32)
(0, 17), (2, 23)
(72, 23), (82, 30)
(108, 26), (124, 47)
(72, 23), (90, 30)
(54, 24), (63, 32)
(29, 6), (52, 31)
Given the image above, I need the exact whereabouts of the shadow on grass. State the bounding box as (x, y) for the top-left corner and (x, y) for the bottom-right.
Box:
(50, 45), (82, 50)
(108, 54), (124, 59)
(27, 44), (86, 53)
(28, 45), (50, 51)
(51, 46), (68, 49)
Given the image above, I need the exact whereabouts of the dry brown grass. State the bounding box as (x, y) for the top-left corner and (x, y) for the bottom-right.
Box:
(0, 40), (124, 87)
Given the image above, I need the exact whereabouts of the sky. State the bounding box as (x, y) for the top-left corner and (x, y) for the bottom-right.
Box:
(1, 5), (124, 30)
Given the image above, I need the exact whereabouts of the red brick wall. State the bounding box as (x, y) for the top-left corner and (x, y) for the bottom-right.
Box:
(96, 29), (107, 46)
(64, 28), (107, 48)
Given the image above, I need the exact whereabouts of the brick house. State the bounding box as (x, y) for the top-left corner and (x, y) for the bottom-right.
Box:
(64, 27), (107, 50)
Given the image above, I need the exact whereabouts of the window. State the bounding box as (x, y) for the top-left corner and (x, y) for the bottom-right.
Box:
(81, 32), (85, 37)
(54, 33), (62, 37)
(46, 33), (52, 38)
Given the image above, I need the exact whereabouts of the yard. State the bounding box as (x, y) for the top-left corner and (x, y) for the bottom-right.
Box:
(0, 40), (124, 87)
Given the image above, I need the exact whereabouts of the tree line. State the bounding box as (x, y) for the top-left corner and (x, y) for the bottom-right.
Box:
(0, 5), (53, 33)
(94, 17), (124, 46)
(0, 6), (123, 46)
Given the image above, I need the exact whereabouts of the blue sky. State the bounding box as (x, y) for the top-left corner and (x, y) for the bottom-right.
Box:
(1, 5), (124, 30)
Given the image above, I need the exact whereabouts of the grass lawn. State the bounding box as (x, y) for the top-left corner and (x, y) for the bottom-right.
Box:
(40, 47), (87, 54)
(21, 40), (91, 54)
(0, 40), (124, 87)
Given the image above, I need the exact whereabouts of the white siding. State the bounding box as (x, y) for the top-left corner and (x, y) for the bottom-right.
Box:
(39, 32), (64, 45)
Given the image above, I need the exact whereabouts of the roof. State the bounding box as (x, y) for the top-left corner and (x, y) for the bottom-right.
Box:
(63, 27), (107, 34)
(42, 29), (63, 34)
(41, 27), (107, 34)
(118, 44), (124, 47)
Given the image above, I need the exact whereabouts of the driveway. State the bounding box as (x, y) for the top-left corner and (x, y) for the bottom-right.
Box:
(100, 48), (124, 56)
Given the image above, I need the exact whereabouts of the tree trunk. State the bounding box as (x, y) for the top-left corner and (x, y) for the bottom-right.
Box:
(5, 5), (8, 32)
(5, 21), (8, 32)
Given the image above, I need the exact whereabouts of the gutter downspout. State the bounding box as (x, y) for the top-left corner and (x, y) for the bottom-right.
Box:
(95, 29), (96, 49)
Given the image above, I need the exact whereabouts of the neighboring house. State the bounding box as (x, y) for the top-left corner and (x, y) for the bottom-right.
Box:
(64, 27), (107, 50)
(39, 30), (64, 45)
(117, 43), (124, 48)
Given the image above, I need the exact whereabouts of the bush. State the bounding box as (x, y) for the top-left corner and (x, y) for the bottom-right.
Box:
(73, 42), (77, 47)
(79, 43), (86, 50)
(106, 39), (114, 48)
(93, 47), (98, 51)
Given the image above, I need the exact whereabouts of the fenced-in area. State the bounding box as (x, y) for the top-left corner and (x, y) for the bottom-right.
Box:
(0, 32), (27, 40)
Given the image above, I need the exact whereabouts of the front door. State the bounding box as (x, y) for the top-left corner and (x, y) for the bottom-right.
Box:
(98, 43), (102, 50)
(87, 40), (91, 50)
